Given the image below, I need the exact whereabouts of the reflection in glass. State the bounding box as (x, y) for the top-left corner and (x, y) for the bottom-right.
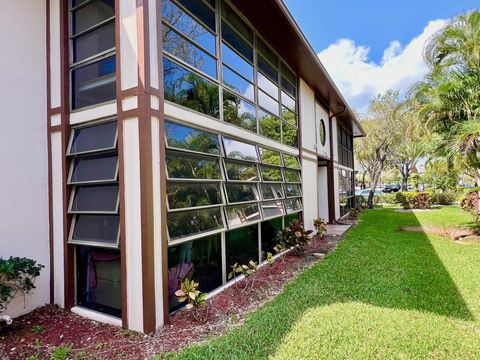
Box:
(284, 212), (300, 226)
(283, 154), (300, 169)
(72, 0), (114, 35)
(221, 43), (253, 81)
(261, 217), (282, 256)
(225, 225), (259, 276)
(221, 0), (253, 43)
(162, 25), (217, 78)
(221, 21), (253, 62)
(225, 183), (259, 203)
(168, 234), (222, 311)
(71, 214), (119, 246)
(73, 21), (115, 63)
(167, 182), (223, 209)
(70, 153), (118, 183)
(260, 166), (283, 182)
(285, 184), (302, 197)
(165, 121), (220, 155)
(166, 152), (221, 180)
(259, 110), (281, 142)
(261, 200), (285, 219)
(285, 198), (302, 213)
(258, 72), (278, 100)
(257, 37), (278, 68)
(71, 184), (119, 212)
(163, 58), (219, 118)
(258, 90), (279, 116)
(224, 160), (258, 181)
(282, 122), (298, 147)
(223, 91), (257, 133)
(260, 183), (284, 200)
(222, 66), (254, 102)
(223, 138), (258, 161)
(284, 169), (301, 183)
(259, 148), (282, 166)
(282, 106), (296, 126)
(69, 121), (117, 155)
(225, 203), (261, 227)
(167, 207), (224, 240)
(258, 55), (278, 85)
(281, 91), (296, 111)
(281, 75), (296, 98)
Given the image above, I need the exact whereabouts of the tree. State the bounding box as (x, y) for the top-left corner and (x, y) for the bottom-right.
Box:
(355, 90), (402, 207)
(423, 159), (458, 192)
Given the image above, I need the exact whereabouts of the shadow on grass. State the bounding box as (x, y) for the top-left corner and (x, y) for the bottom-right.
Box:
(174, 207), (474, 359)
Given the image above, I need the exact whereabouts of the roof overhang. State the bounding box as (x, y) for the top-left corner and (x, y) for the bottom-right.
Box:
(231, 0), (365, 137)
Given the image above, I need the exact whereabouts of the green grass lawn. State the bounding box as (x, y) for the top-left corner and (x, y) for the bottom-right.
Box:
(167, 206), (480, 359)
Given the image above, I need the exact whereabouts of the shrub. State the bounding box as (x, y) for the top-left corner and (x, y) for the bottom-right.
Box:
(275, 220), (313, 255)
(175, 278), (208, 311)
(0, 257), (44, 315)
(375, 193), (397, 204)
(396, 192), (431, 209)
(460, 191), (477, 214)
(430, 192), (456, 205)
(313, 218), (327, 237)
(355, 195), (367, 208)
(228, 260), (258, 280)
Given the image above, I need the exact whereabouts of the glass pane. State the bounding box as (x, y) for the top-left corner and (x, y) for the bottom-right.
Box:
(284, 169), (301, 183)
(258, 91), (279, 116)
(284, 212), (300, 226)
(282, 122), (298, 147)
(176, 0), (216, 31)
(285, 198), (302, 213)
(223, 91), (257, 133)
(285, 184), (302, 197)
(167, 207), (224, 240)
(168, 234), (221, 311)
(70, 153), (118, 183)
(283, 154), (300, 169)
(225, 225), (259, 275)
(281, 91), (296, 112)
(224, 160), (258, 181)
(221, 21), (253, 62)
(258, 72), (278, 100)
(258, 55), (278, 84)
(72, 0), (114, 35)
(261, 217), (282, 257)
(163, 58), (219, 118)
(72, 55), (116, 110)
(222, 66), (254, 102)
(260, 166), (283, 182)
(260, 200), (285, 219)
(259, 110), (281, 142)
(260, 183), (284, 200)
(225, 183), (259, 203)
(223, 138), (258, 161)
(71, 184), (118, 212)
(73, 21), (115, 63)
(221, 1), (253, 43)
(71, 214), (119, 245)
(162, 25), (217, 78)
(69, 121), (117, 155)
(282, 106), (296, 126)
(259, 148), (282, 166)
(162, 0), (216, 54)
(281, 75), (296, 98)
(165, 121), (220, 155)
(167, 182), (222, 210)
(226, 203), (261, 228)
(281, 62), (296, 85)
(221, 43), (253, 81)
(166, 152), (221, 180)
(257, 38), (278, 69)
(76, 246), (121, 317)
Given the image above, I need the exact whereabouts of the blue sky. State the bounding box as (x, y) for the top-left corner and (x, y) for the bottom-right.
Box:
(284, 0), (479, 110)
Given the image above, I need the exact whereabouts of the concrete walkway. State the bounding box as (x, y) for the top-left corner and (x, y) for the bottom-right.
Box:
(325, 223), (353, 237)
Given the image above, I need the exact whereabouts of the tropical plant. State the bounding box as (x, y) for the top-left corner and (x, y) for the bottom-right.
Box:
(275, 220), (313, 255)
(174, 278), (208, 311)
(423, 159), (458, 192)
(313, 218), (327, 237)
(228, 260), (258, 280)
(266, 252), (275, 266)
(396, 192), (431, 209)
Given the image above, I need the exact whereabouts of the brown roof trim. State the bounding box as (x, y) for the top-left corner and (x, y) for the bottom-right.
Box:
(230, 0), (365, 137)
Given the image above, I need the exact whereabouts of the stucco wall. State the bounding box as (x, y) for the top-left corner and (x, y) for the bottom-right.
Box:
(0, 1), (49, 317)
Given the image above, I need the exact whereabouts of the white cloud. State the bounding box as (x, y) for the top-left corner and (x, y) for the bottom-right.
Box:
(317, 19), (447, 111)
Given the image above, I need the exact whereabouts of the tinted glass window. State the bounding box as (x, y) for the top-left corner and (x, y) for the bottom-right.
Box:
(260, 183), (284, 200)
(168, 234), (221, 311)
(261, 217), (282, 256)
(260, 166), (283, 182)
(285, 184), (302, 197)
(284, 169), (301, 183)
(221, 21), (253, 62)
(261, 200), (285, 219)
(224, 160), (258, 181)
(258, 91), (279, 116)
(225, 225), (259, 275)
(73, 21), (115, 63)
(71, 214), (119, 245)
(167, 207), (224, 240)
(259, 110), (281, 142)
(71, 184), (119, 212)
(281, 76), (296, 98)
(285, 198), (302, 213)
(69, 121), (117, 155)
(258, 55), (278, 84)
(284, 212), (300, 226)
(258, 72), (278, 100)
(281, 91), (296, 112)
(222, 66), (254, 101)
(176, 0), (215, 31)
(282, 123), (298, 147)
(223, 91), (257, 133)
(70, 153), (118, 183)
(259, 148), (282, 166)
(281, 63), (296, 86)
(166, 152), (221, 180)
(221, 1), (253, 43)
(257, 38), (278, 68)
(165, 121), (220, 155)
(221, 43), (253, 81)
(282, 106), (296, 126)
(72, 55), (116, 109)
(163, 58), (219, 118)
(225, 183), (259, 203)
(167, 182), (223, 209)
(225, 203), (261, 228)
(283, 154), (300, 169)
(162, 25), (217, 78)
(72, 0), (114, 35)
(223, 138), (258, 161)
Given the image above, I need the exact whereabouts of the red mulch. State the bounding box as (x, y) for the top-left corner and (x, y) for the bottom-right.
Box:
(0, 234), (341, 360)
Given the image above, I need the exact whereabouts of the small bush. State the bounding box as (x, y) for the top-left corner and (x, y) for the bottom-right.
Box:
(355, 195), (367, 208)
(375, 193), (397, 204)
(430, 192), (456, 205)
(175, 278), (208, 311)
(275, 220), (313, 255)
(313, 218), (327, 236)
(460, 191), (477, 214)
(396, 192), (431, 209)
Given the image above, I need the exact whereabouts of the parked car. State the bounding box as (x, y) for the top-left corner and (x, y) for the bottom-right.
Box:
(383, 184), (401, 193)
(356, 188), (381, 198)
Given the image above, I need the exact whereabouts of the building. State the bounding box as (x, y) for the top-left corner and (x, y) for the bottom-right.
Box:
(0, 0), (364, 333)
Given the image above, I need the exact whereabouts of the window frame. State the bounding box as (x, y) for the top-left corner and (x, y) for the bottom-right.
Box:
(67, 151), (120, 185)
(67, 118), (118, 156)
(68, 214), (121, 249)
(68, 184), (120, 214)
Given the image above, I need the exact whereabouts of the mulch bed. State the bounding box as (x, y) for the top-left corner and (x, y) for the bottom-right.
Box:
(0, 234), (343, 360)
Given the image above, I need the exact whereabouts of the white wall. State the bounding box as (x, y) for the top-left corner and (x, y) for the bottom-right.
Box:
(301, 156), (318, 231)
(0, 1), (49, 317)
(299, 80), (316, 154)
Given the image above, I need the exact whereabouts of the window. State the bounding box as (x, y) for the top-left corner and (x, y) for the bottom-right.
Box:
(224, 160), (258, 181)
(260, 183), (284, 200)
(223, 91), (257, 132)
(260, 165), (283, 182)
(167, 206), (225, 241)
(319, 119), (326, 146)
(338, 124), (354, 168)
(339, 169), (354, 216)
(225, 203), (261, 227)
(284, 168), (301, 183)
(259, 147), (282, 166)
(282, 154), (300, 169)
(69, 152), (118, 184)
(166, 152), (222, 180)
(259, 110), (281, 142)
(70, 184), (119, 213)
(285, 184), (301, 197)
(225, 183), (259, 204)
(68, 121), (117, 155)
(225, 225), (259, 275)
(284, 198), (302, 214)
(70, 0), (116, 110)
(167, 182), (223, 210)
(165, 121), (220, 155)
(260, 217), (282, 256)
(223, 137), (258, 161)
(261, 200), (285, 219)
(71, 214), (120, 247)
